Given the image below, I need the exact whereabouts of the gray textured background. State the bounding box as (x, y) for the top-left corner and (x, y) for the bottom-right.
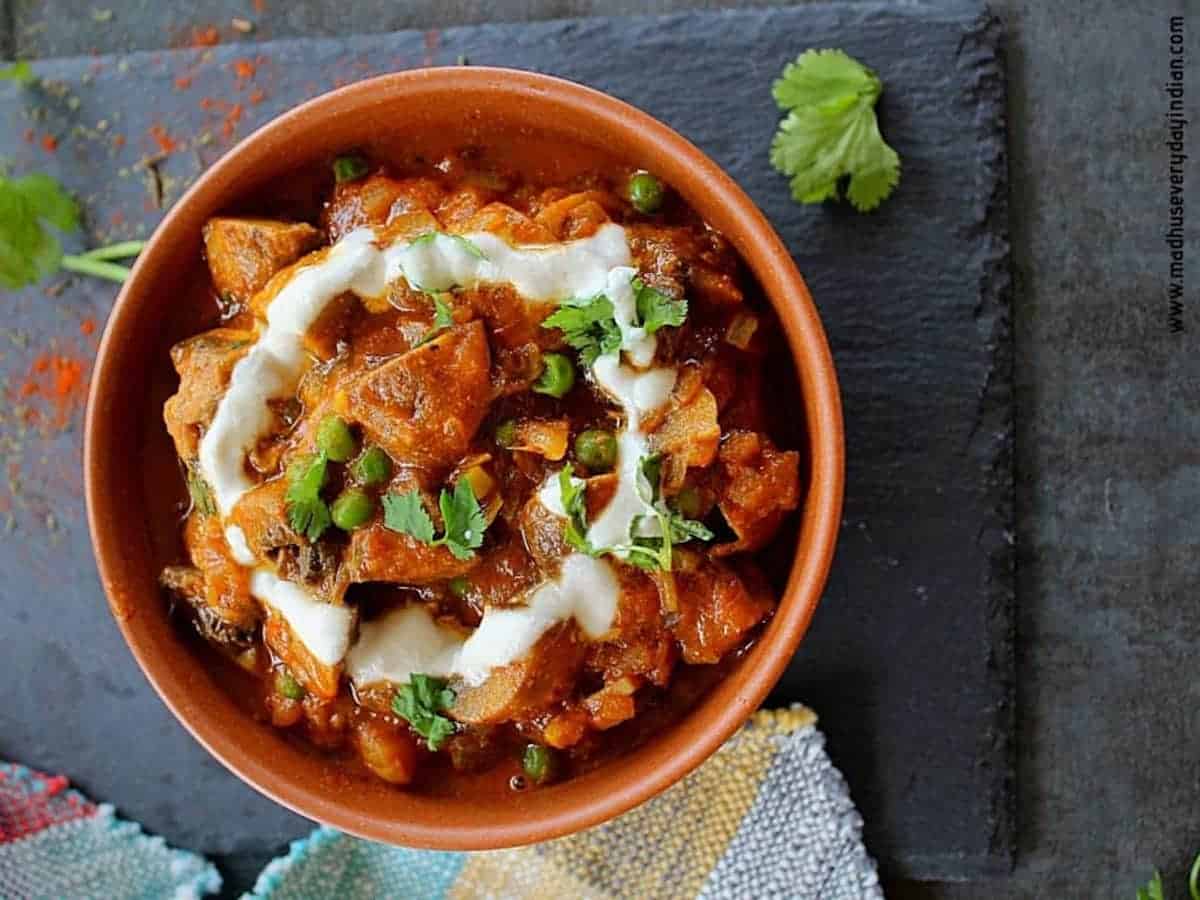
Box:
(1, 1), (1197, 899)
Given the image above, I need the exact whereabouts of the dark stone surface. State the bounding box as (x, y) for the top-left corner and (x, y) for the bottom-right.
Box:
(0, 2), (1015, 894)
(5, 2), (1193, 899)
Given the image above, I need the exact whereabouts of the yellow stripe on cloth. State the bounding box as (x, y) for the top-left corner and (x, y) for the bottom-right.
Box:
(448, 851), (598, 900)
(446, 707), (817, 900)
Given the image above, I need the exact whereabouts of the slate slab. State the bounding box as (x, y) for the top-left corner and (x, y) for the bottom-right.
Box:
(0, 2), (1011, 890)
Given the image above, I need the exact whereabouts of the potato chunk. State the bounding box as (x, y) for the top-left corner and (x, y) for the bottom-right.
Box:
(163, 328), (253, 460)
(340, 321), (492, 471)
(461, 202), (555, 244)
(585, 570), (676, 687)
(322, 174), (406, 241)
(346, 520), (477, 585)
(650, 386), (720, 470)
(533, 190), (617, 240)
(263, 608), (343, 700)
(714, 431), (801, 555)
(178, 511), (259, 632)
(449, 623), (585, 725)
(671, 551), (774, 664)
(352, 715), (419, 785)
(202, 217), (321, 303)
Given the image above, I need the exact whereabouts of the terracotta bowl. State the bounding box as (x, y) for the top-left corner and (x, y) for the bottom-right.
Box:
(84, 67), (843, 849)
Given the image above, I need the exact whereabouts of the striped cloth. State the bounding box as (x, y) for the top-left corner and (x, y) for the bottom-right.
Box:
(249, 707), (882, 900)
(1, 707), (881, 899)
(0, 763), (219, 899)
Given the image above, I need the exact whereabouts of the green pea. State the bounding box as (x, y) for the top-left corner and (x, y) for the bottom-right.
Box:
(448, 576), (470, 598)
(532, 353), (576, 399)
(494, 419), (518, 448)
(574, 429), (617, 472)
(521, 743), (558, 784)
(352, 446), (392, 485)
(276, 669), (305, 701)
(673, 486), (703, 520)
(317, 415), (357, 462)
(628, 171), (664, 214)
(332, 154), (369, 183)
(331, 489), (374, 530)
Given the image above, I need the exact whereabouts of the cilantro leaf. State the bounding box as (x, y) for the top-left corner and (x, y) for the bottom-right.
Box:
(541, 294), (622, 366)
(409, 231), (487, 260)
(557, 464), (595, 554)
(1136, 871), (1164, 900)
(382, 490), (436, 543)
(392, 673), (457, 751)
(431, 294), (455, 330)
(0, 61), (34, 84)
(186, 468), (216, 517)
(623, 544), (664, 572)
(632, 278), (687, 335)
(629, 454), (713, 571)
(285, 452), (332, 542)
(0, 171), (146, 289)
(550, 456), (709, 573)
(416, 293), (455, 347)
(666, 512), (715, 543)
(383, 480), (488, 559)
(438, 478), (487, 560)
(638, 454), (663, 504)
(448, 233), (487, 260)
(770, 49), (900, 212)
(14, 174), (80, 231)
(0, 174), (79, 289)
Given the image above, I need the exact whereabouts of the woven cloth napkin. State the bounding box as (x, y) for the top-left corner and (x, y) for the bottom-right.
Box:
(0, 707), (881, 899)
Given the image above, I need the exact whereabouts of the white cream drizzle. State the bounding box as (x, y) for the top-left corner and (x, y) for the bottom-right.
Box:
(199, 223), (631, 519)
(224, 525), (256, 566)
(536, 334), (677, 557)
(249, 570), (354, 666)
(193, 218), (679, 689)
(347, 553), (619, 689)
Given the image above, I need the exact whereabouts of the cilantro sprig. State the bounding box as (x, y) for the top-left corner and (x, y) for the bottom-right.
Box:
(632, 278), (687, 335)
(1136, 871), (1164, 900)
(624, 454), (714, 571)
(415, 293), (455, 347)
(382, 479), (488, 560)
(392, 673), (457, 751)
(769, 49), (901, 212)
(0, 171), (146, 289)
(557, 464), (593, 554)
(286, 452), (332, 542)
(0, 61), (35, 84)
(1135, 850), (1200, 900)
(542, 278), (687, 367)
(542, 294), (622, 366)
(554, 456), (710, 572)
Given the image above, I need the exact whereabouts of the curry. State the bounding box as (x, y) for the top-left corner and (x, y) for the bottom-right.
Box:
(160, 147), (802, 793)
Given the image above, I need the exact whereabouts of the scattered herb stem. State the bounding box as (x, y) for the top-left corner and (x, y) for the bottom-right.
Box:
(77, 240), (146, 261)
(1, 171), (146, 289)
(59, 254), (134, 283)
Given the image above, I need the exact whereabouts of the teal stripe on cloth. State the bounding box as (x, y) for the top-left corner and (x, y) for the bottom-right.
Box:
(0, 803), (220, 900)
(246, 826), (466, 900)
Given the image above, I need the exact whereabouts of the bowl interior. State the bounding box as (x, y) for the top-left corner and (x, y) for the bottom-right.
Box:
(86, 68), (843, 849)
